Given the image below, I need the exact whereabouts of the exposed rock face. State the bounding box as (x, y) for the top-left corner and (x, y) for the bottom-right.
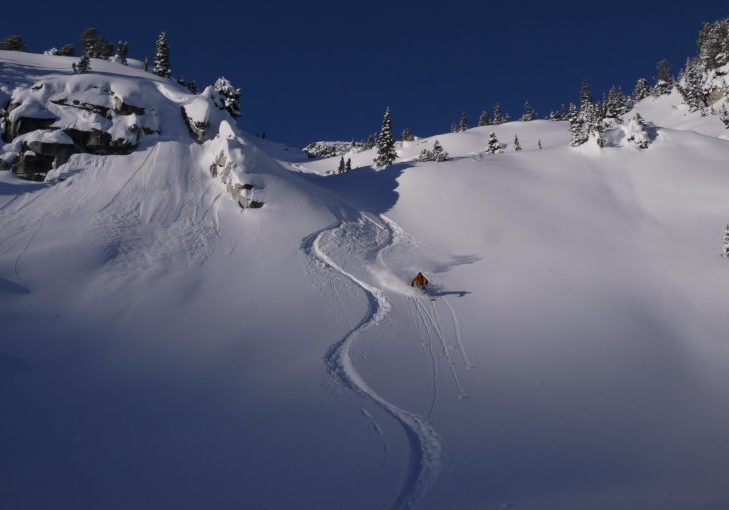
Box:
(2, 93), (145, 181)
(209, 149), (264, 209)
(2, 114), (58, 141)
(181, 106), (209, 144)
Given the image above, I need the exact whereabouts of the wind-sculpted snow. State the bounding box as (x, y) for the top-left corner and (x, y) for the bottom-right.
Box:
(305, 215), (442, 509)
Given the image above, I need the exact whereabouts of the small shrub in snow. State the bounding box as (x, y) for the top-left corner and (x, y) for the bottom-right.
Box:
(723, 225), (729, 257)
(538, 139), (542, 150)
(484, 132), (502, 154)
(418, 140), (449, 162)
(213, 77), (242, 118)
(401, 127), (414, 141)
(74, 55), (91, 73)
(625, 113), (651, 149)
(373, 107), (397, 167)
(513, 134), (522, 151)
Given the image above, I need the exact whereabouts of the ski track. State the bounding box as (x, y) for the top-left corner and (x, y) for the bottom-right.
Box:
(304, 214), (442, 510)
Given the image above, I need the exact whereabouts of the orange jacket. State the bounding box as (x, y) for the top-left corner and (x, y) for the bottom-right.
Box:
(411, 273), (428, 288)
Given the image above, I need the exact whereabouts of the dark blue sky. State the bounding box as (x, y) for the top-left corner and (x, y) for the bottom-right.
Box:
(3, 1), (728, 146)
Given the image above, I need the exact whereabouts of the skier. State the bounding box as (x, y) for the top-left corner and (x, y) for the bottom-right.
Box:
(410, 272), (429, 292)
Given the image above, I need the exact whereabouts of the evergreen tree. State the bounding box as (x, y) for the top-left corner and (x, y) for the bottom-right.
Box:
(75, 54), (91, 73)
(626, 112), (651, 149)
(81, 28), (113, 59)
(478, 110), (491, 126)
(143, 56), (149, 72)
(654, 59), (673, 96)
(458, 111), (469, 132)
(492, 103), (505, 124)
(566, 103), (579, 123)
(569, 108), (588, 147)
(632, 78), (651, 101)
(57, 44), (76, 57)
(401, 127), (414, 141)
(364, 133), (377, 149)
(580, 79), (593, 109)
(0, 35), (26, 51)
(345, 158), (352, 172)
(513, 133), (522, 151)
(337, 156), (346, 174)
(113, 41), (129, 65)
(521, 100), (537, 121)
(153, 32), (171, 78)
(699, 19), (729, 70)
(721, 104), (729, 129)
(484, 132), (502, 154)
(605, 86), (628, 118)
(677, 57), (707, 111)
(450, 120), (458, 133)
(418, 139), (449, 162)
(374, 107), (397, 167)
(214, 77), (242, 117)
(722, 224), (729, 257)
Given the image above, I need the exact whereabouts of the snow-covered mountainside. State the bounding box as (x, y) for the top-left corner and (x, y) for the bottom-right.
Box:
(3, 48), (729, 510)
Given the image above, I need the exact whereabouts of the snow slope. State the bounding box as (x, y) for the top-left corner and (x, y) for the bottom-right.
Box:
(3, 50), (729, 510)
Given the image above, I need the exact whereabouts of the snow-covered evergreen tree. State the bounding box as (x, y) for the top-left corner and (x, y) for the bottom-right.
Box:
(337, 156), (346, 174)
(632, 78), (651, 101)
(677, 57), (707, 112)
(153, 32), (171, 78)
(75, 54), (91, 73)
(112, 41), (129, 65)
(418, 140), (449, 162)
(699, 18), (729, 70)
(450, 120), (458, 133)
(513, 133), (522, 151)
(346, 158), (352, 172)
(722, 224), (729, 257)
(569, 107), (588, 147)
(364, 133), (377, 150)
(566, 103), (579, 123)
(721, 104), (729, 128)
(458, 111), (469, 132)
(81, 28), (113, 59)
(478, 110), (490, 126)
(214, 77), (242, 117)
(580, 79), (593, 110)
(374, 107), (397, 167)
(625, 113), (651, 149)
(401, 127), (414, 141)
(521, 101), (537, 121)
(493, 103), (505, 124)
(484, 132), (502, 154)
(605, 86), (629, 118)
